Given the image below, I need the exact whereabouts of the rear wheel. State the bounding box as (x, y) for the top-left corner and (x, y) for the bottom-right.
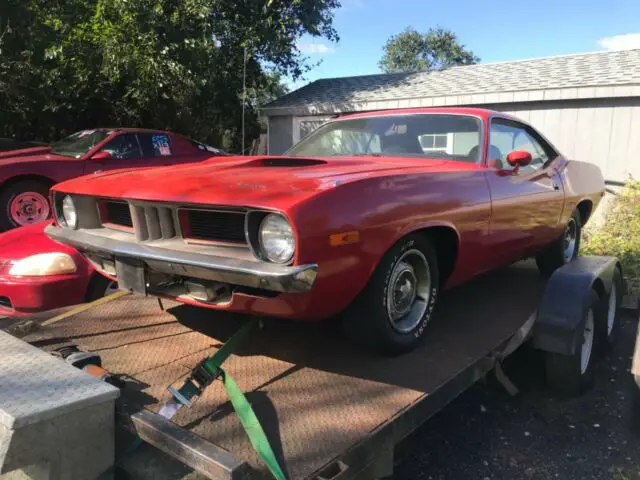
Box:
(0, 179), (52, 231)
(342, 234), (440, 355)
(536, 209), (581, 276)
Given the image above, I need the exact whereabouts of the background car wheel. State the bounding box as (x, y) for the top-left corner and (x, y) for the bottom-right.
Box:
(543, 289), (599, 396)
(0, 179), (52, 231)
(86, 274), (120, 302)
(342, 234), (440, 356)
(535, 208), (582, 276)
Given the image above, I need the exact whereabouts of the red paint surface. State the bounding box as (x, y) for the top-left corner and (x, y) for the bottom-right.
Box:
(0, 220), (96, 316)
(50, 108), (606, 321)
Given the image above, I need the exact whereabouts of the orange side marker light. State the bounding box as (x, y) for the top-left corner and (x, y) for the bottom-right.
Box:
(329, 231), (360, 246)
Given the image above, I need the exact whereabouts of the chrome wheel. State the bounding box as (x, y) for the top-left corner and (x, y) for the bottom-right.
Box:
(607, 284), (617, 335)
(580, 309), (595, 374)
(563, 218), (577, 262)
(10, 192), (50, 226)
(386, 249), (432, 333)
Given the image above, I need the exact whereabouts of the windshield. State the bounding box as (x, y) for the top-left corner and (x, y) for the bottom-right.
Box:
(285, 114), (483, 163)
(50, 130), (111, 158)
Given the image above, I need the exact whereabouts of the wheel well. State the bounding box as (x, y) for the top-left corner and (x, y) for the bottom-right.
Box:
(576, 200), (593, 225)
(0, 174), (55, 193)
(415, 226), (458, 287)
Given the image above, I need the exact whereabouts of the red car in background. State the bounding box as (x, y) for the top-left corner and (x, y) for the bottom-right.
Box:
(0, 128), (226, 230)
(0, 220), (115, 317)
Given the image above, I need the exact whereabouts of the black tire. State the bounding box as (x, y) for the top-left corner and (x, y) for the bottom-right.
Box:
(342, 234), (440, 356)
(597, 267), (623, 350)
(0, 179), (52, 231)
(543, 289), (600, 396)
(85, 273), (119, 302)
(535, 209), (582, 276)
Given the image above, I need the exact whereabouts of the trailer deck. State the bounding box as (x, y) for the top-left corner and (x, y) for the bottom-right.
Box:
(20, 261), (546, 479)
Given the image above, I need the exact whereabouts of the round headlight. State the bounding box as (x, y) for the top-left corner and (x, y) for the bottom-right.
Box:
(62, 195), (77, 229)
(259, 214), (295, 264)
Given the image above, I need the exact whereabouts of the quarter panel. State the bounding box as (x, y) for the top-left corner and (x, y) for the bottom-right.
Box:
(289, 168), (492, 314)
(557, 159), (605, 225)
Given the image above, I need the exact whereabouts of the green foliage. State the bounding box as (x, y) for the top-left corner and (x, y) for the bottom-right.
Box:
(583, 180), (640, 292)
(378, 26), (479, 74)
(0, 0), (337, 151)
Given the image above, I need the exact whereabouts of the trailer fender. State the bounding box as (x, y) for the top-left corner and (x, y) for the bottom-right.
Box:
(532, 255), (622, 356)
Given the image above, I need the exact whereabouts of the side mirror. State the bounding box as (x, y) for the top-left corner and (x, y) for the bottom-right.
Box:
(506, 150), (532, 167)
(92, 150), (112, 161)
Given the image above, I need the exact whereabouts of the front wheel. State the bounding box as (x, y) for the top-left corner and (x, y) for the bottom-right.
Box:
(342, 234), (440, 355)
(536, 209), (582, 276)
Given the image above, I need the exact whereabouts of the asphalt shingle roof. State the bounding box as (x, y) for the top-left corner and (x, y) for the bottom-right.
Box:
(264, 49), (640, 111)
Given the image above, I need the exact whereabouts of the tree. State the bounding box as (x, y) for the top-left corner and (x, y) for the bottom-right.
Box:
(0, 0), (339, 151)
(378, 27), (479, 74)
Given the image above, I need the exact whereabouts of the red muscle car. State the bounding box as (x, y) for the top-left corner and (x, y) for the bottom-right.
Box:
(0, 128), (226, 230)
(44, 108), (606, 354)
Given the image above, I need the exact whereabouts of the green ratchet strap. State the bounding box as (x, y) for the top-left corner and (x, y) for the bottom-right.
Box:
(157, 317), (286, 480)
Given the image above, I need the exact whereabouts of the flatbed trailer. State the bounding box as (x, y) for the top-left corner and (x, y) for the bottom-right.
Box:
(14, 257), (623, 479)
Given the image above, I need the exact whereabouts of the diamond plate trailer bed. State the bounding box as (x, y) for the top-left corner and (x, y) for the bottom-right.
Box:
(15, 257), (623, 480)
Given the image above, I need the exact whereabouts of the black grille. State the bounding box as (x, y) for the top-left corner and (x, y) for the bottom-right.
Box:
(105, 201), (133, 228)
(185, 209), (246, 243)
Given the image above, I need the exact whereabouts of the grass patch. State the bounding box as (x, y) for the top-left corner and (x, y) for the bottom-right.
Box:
(583, 179), (640, 294)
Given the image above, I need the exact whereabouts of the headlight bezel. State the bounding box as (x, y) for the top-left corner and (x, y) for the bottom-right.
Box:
(246, 211), (297, 265)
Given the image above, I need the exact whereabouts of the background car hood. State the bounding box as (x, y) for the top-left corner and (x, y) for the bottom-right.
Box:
(0, 220), (74, 263)
(52, 155), (450, 208)
(0, 146), (52, 160)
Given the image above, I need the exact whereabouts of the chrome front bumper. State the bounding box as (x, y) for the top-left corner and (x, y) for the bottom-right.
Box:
(45, 225), (318, 293)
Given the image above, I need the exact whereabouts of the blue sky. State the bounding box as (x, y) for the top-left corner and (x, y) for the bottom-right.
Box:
(288, 0), (640, 90)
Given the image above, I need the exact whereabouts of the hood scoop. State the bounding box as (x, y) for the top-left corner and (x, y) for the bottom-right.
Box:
(249, 157), (327, 167)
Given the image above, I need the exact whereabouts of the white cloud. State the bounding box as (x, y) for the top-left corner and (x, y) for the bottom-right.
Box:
(598, 33), (640, 51)
(297, 42), (335, 54)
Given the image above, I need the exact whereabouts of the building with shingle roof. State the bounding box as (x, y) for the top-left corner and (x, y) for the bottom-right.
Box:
(262, 49), (640, 182)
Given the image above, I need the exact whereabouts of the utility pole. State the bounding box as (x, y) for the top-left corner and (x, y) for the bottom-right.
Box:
(241, 46), (247, 155)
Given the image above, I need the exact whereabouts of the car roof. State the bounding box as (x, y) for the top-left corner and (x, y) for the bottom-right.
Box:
(338, 107), (500, 121)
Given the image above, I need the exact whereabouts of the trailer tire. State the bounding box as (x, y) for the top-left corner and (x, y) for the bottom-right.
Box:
(599, 268), (623, 350)
(543, 289), (599, 396)
(342, 234), (440, 356)
(536, 209), (581, 276)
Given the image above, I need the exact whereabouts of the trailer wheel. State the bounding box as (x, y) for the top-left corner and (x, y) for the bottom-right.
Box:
(599, 268), (623, 349)
(544, 289), (599, 395)
(536, 209), (581, 276)
(342, 234), (440, 355)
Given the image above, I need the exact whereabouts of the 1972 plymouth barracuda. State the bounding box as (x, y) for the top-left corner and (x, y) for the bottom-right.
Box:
(44, 107), (606, 354)
(0, 128), (226, 230)
(0, 219), (116, 317)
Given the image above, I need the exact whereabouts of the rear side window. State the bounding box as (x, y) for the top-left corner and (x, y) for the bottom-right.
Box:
(99, 133), (141, 159)
(138, 133), (173, 157)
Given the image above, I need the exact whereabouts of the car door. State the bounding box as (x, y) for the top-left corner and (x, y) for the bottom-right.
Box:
(85, 133), (164, 173)
(484, 117), (565, 263)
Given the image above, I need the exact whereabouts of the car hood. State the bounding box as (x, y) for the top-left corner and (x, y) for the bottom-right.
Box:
(0, 146), (51, 160)
(0, 220), (75, 263)
(52, 155), (450, 208)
